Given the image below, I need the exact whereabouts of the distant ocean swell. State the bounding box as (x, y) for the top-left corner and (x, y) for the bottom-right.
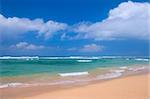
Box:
(0, 56), (149, 60)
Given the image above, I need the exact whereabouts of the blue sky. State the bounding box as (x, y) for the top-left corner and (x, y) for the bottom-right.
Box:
(0, 0), (149, 56)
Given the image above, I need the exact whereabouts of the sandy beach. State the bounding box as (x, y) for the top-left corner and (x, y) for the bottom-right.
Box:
(1, 73), (149, 99)
(1, 0), (149, 99)
(25, 74), (149, 99)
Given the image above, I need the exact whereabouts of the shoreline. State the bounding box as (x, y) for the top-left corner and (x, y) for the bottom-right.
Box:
(27, 73), (150, 99)
(1, 72), (149, 99)
(0, 64), (149, 88)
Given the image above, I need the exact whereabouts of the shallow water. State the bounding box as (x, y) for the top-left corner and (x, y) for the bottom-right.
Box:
(0, 56), (149, 88)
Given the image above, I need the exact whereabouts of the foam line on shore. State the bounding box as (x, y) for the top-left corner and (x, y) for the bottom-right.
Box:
(0, 66), (148, 89)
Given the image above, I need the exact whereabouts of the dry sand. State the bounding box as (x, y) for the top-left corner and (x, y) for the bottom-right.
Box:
(22, 74), (150, 99)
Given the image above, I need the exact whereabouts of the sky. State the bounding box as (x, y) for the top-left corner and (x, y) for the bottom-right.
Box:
(0, 0), (149, 56)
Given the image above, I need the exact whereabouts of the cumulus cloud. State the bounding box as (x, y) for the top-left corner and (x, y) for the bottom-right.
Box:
(68, 44), (104, 53)
(71, 1), (150, 40)
(11, 42), (45, 50)
(0, 1), (149, 41)
(0, 14), (67, 39)
(80, 44), (104, 52)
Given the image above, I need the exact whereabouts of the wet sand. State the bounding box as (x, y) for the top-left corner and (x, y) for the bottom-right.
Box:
(1, 73), (149, 99)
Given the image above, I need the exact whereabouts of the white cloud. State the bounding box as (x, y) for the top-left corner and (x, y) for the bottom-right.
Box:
(0, 14), (67, 39)
(12, 42), (45, 50)
(72, 1), (150, 40)
(67, 44), (104, 53)
(0, 1), (149, 41)
(80, 44), (103, 52)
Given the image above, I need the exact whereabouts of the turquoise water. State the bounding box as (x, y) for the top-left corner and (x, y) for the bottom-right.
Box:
(0, 56), (149, 88)
(0, 56), (149, 77)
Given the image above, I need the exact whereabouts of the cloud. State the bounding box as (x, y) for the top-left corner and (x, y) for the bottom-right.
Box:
(68, 44), (104, 53)
(70, 1), (150, 40)
(80, 44), (104, 52)
(0, 14), (67, 39)
(0, 1), (149, 41)
(11, 42), (45, 50)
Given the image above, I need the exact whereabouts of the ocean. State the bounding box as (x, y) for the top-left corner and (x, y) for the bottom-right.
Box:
(0, 56), (149, 88)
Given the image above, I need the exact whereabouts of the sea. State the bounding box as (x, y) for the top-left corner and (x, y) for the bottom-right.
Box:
(0, 56), (149, 88)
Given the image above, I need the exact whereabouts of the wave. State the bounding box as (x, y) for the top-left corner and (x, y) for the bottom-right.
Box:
(0, 83), (26, 88)
(0, 65), (147, 89)
(0, 72), (119, 89)
(134, 58), (149, 61)
(40, 56), (99, 59)
(59, 72), (89, 77)
(76, 60), (92, 63)
(0, 56), (149, 60)
(0, 56), (142, 60)
(128, 66), (146, 72)
(0, 56), (39, 60)
(118, 65), (146, 72)
(96, 72), (122, 80)
(119, 66), (128, 69)
(96, 67), (128, 80)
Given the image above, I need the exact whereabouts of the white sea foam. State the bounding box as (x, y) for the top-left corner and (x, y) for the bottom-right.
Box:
(0, 70), (125, 89)
(76, 60), (92, 62)
(128, 66), (145, 72)
(40, 56), (91, 60)
(0, 56), (39, 60)
(0, 56), (130, 60)
(119, 66), (128, 69)
(1, 56), (148, 60)
(114, 70), (125, 73)
(96, 68), (126, 80)
(0, 84), (9, 88)
(59, 72), (89, 77)
(0, 80), (83, 89)
(110, 69), (126, 73)
(100, 56), (121, 58)
(97, 72), (122, 80)
(69, 56), (99, 59)
(0, 83), (26, 88)
(134, 58), (149, 61)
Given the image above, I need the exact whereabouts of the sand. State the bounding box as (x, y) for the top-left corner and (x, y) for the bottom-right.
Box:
(21, 74), (150, 99)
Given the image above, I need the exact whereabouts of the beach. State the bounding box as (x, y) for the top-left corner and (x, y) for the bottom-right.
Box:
(0, 57), (149, 99)
(26, 74), (150, 99)
(1, 0), (149, 98)
(0, 73), (149, 99)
